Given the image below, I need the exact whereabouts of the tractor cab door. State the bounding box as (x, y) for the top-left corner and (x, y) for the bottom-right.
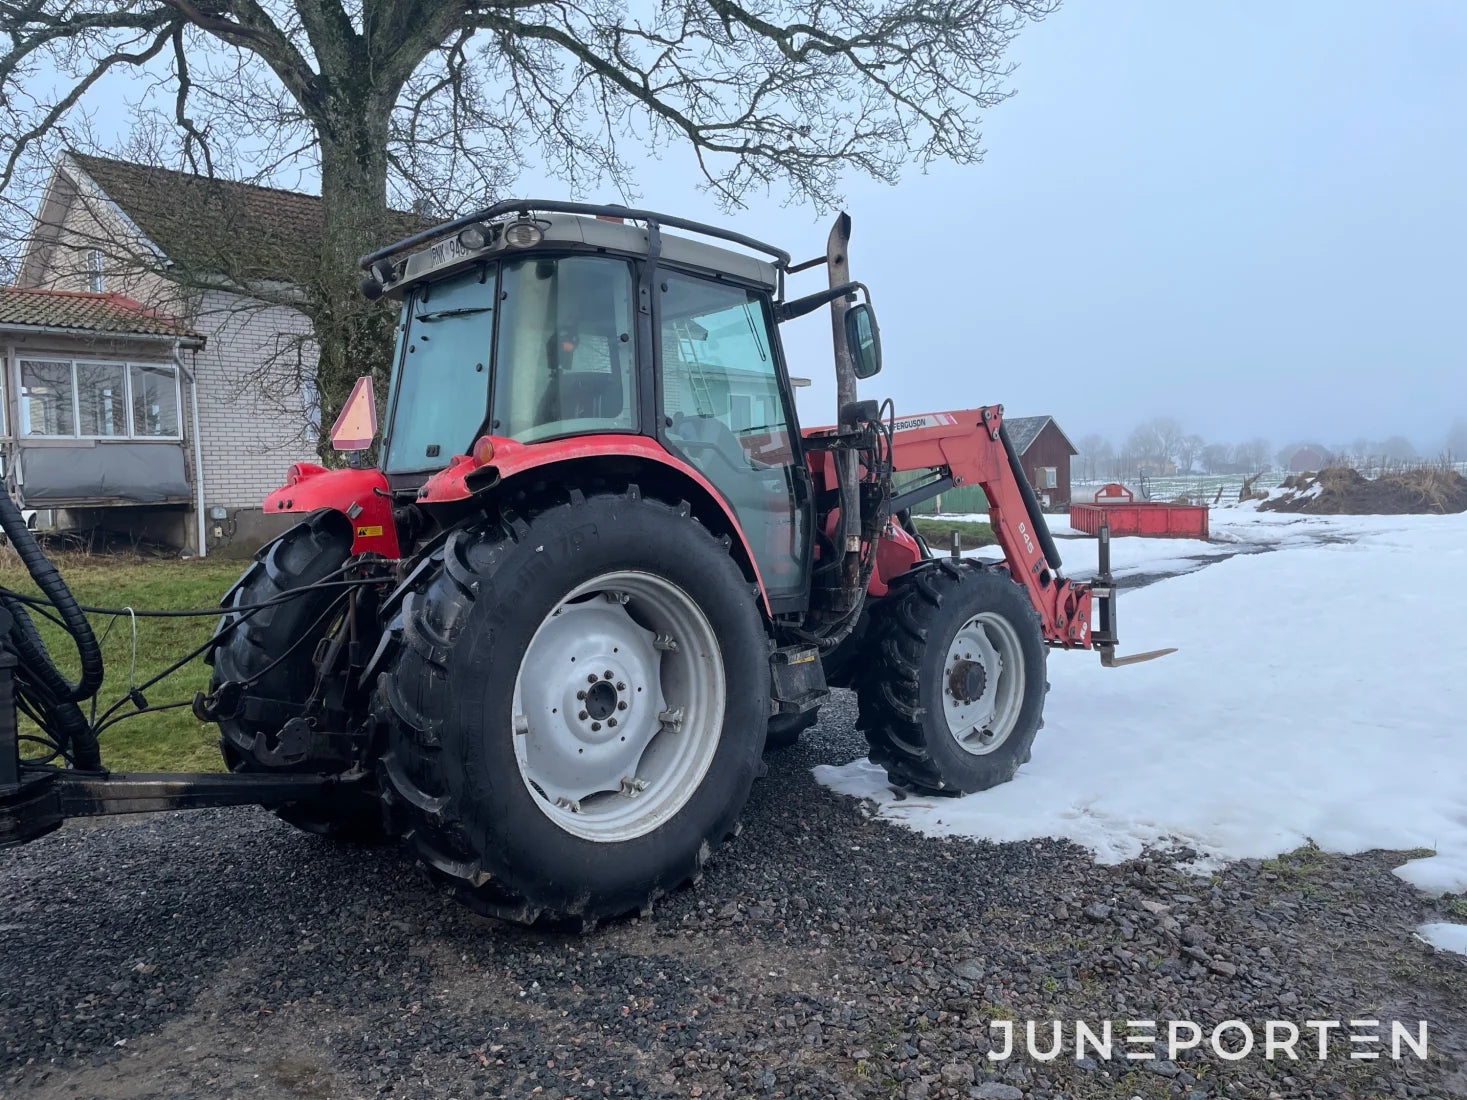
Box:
(657, 272), (810, 605)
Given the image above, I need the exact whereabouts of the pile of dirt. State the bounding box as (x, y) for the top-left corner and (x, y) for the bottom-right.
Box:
(1260, 465), (1467, 515)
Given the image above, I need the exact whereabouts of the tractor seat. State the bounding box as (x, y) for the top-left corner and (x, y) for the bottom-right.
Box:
(556, 371), (623, 420)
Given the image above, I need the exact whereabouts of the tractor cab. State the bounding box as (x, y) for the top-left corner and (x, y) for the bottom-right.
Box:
(367, 207), (833, 605)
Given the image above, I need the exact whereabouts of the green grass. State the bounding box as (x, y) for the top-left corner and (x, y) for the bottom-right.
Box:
(911, 516), (995, 550)
(5, 551), (247, 772)
(1258, 842), (1343, 896)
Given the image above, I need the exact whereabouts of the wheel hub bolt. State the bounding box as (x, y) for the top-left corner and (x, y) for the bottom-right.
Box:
(616, 681), (626, 691)
(587, 674), (598, 684)
(577, 690), (586, 700)
(578, 710), (588, 721)
(603, 670), (614, 680)
(617, 701), (627, 710)
(591, 721), (602, 731)
(607, 717), (617, 727)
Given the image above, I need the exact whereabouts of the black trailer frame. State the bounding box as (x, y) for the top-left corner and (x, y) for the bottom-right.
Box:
(0, 650), (354, 848)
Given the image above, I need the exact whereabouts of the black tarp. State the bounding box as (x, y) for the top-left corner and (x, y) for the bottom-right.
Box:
(17, 442), (191, 505)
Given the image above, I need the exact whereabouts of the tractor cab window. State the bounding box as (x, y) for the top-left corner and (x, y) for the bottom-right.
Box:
(659, 273), (808, 600)
(493, 255), (637, 443)
(385, 265), (496, 473)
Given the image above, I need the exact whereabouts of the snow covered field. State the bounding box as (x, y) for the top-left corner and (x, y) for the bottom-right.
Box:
(817, 510), (1467, 953)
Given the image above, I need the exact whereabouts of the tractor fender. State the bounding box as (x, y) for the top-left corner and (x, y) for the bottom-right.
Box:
(869, 521), (924, 597)
(417, 435), (770, 613)
(263, 464), (401, 558)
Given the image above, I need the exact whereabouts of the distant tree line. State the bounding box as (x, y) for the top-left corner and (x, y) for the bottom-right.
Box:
(1072, 417), (1467, 483)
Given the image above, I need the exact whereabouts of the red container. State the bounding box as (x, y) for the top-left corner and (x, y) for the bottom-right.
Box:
(1069, 483), (1209, 540)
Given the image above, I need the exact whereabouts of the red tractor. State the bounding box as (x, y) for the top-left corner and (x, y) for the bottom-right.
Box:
(1, 201), (1166, 924)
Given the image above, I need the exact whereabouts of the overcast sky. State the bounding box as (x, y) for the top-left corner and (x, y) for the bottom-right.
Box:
(603, 1), (1467, 450)
(37, 0), (1467, 452)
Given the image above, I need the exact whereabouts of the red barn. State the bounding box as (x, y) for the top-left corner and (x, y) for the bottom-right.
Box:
(1287, 445), (1330, 473)
(1004, 415), (1078, 511)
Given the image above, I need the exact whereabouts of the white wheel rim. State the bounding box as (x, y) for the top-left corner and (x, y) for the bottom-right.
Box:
(941, 612), (1025, 756)
(512, 570), (725, 842)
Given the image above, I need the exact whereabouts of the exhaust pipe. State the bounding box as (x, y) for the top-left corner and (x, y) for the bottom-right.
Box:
(827, 213), (862, 597)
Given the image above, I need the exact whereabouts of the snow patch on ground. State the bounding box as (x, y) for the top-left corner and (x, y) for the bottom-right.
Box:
(817, 513), (1467, 896)
(1417, 923), (1467, 957)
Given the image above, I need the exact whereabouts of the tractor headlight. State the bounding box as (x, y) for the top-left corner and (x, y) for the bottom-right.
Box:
(457, 223), (493, 250)
(503, 219), (544, 248)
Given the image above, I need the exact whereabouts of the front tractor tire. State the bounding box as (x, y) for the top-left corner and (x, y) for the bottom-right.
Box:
(380, 488), (769, 924)
(857, 561), (1047, 795)
(209, 509), (386, 841)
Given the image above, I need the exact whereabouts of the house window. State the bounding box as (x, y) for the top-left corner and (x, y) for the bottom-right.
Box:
(130, 365), (181, 437)
(1037, 466), (1058, 489)
(88, 250), (105, 293)
(18, 358), (181, 439)
(20, 361), (76, 436)
(76, 362), (127, 436)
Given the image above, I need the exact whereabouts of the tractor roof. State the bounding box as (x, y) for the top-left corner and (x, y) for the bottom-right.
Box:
(366, 200), (784, 300)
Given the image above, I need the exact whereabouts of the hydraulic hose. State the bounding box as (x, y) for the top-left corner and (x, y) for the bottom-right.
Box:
(0, 489), (104, 768)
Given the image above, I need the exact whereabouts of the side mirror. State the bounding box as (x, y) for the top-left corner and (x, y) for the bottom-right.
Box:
(844, 303), (882, 379)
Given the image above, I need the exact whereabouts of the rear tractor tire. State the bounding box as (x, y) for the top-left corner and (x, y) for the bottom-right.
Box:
(209, 509), (387, 842)
(857, 560), (1047, 795)
(380, 488), (769, 924)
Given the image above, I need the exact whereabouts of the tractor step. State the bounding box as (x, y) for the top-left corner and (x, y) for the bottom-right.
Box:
(769, 645), (829, 716)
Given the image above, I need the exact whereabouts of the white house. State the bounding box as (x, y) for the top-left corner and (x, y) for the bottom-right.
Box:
(4, 153), (341, 555)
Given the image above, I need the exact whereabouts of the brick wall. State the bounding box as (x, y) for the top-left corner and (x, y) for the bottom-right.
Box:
(189, 289), (318, 508)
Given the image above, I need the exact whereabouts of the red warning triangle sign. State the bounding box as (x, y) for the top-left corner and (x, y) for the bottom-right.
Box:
(330, 375), (378, 451)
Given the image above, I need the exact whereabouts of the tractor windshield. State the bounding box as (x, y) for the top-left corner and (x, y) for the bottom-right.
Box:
(384, 254), (637, 473)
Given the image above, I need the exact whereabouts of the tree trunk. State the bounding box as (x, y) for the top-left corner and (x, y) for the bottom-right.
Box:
(310, 103), (399, 460)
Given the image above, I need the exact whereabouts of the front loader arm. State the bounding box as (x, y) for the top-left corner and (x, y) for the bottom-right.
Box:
(885, 407), (1093, 651)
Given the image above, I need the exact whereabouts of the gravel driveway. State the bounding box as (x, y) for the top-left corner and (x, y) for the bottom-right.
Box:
(3, 693), (1465, 1099)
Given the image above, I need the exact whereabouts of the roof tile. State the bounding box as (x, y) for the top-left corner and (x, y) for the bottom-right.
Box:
(0, 287), (198, 339)
(1003, 415), (1050, 454)
(70, 153), (428, 285)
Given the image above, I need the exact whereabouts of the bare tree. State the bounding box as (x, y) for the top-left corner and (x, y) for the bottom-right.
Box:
(1074, 433), (1113, 483)
(1174, 433), (1203, 474)
(1199, 441), (1231, 474)
(1234, 436), (1271, 473)
(1150, 417), (1184, 468)
(1, 0), (1058, 445)
(1124, 423), (1161, 467)
(1124, 417), (1184, 470)
(1379, 435), (1418, 462)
